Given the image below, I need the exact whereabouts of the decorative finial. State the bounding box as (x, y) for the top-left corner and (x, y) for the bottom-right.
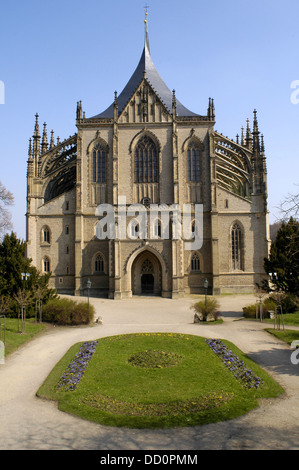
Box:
(50, 130), (55, 149)
(28, 138), (32, 158)
(41, 122), (48, 153)
(144, 4), (150, 52)
(76, 100), (82, 120)
(33, 113), (40, 137)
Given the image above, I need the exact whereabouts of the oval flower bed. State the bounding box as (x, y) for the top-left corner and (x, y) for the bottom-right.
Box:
(37, 333), (284, 429)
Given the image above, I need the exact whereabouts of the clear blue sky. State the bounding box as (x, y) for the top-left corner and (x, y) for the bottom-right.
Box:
(0, 0), (299, 239)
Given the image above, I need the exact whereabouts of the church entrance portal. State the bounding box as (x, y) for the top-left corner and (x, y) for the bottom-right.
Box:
(131, 251), (162, 296)
(141, 273), (154, 294)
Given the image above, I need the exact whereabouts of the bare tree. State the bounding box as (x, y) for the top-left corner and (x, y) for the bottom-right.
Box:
(0, 296), (11, 315)
(0, 181), (14, 239)
(280, 184), (299, 220)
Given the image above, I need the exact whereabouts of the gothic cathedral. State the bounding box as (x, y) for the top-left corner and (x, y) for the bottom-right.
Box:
(26, 17), (270, 299)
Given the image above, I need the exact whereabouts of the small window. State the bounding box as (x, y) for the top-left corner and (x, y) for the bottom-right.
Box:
(191, 221), (199, 237)
(65, 201), (69, 211)
(66, 246), (69, 255)
(154, 219), (161, 238)
(95, 254), (104, 273)
(141, 197), (151, 206)
(191, 252), (201, 272)
(43, 257), (50, 273)
(130, 221), (139, 239)
(65, 225), (69, 235)
(42, 227), (50, 244)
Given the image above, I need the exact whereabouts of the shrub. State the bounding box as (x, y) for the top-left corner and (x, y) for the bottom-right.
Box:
(243, 303), (270, 319)
(42, 297), (95, 325)
(269, 293), (299, 314)
(242, 294), (299, 320)
(191, 297), (221, 322)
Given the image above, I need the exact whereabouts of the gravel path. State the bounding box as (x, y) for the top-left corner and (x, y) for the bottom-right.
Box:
(1, 294), (299, 450)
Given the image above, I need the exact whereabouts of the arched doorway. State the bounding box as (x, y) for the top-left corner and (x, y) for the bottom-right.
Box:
(131, 251), (162, 296)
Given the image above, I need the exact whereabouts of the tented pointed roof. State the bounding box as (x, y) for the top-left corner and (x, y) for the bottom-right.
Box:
(91, 19), (198, 119)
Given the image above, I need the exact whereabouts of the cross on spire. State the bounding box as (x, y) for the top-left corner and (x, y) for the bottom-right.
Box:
(144, 4), (149, 19)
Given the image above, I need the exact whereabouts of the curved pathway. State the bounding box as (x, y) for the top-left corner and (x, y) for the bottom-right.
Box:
(1, 294), (299, 450)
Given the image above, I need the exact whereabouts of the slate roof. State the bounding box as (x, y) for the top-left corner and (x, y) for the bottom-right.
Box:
(91, 29), (199, 119)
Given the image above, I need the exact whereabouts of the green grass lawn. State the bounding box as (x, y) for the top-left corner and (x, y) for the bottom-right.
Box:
(37, 332), (284, 429)
(266, 328), (299, 346)
(258, 311), (299, 327)
(1, 318), (47, 356)
(257, 311), (299, 346)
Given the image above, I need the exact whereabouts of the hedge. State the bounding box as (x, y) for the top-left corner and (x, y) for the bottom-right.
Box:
(42, 297), (95, 325)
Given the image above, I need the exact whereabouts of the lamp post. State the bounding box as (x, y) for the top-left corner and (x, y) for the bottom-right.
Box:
(20, 272), (31, 333)
(269, 272), (284, 330)
(204, 278), (208, 310)
(86, 278), (91, 310)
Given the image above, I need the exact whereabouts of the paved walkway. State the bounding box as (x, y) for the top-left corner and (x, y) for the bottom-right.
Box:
(1, 294), (299, 450)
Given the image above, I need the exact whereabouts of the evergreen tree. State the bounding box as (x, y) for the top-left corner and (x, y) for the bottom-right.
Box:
(0, 232), (55, 309)
(264, 217), (299, 294)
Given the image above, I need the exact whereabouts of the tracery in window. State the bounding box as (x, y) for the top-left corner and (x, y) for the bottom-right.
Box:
(191, 252), (201, 272)
(134, 135), (158, 183)
(141, 259), (154, 273)
(187, 142), (201, 182)
(94, 254), (104, 273)
(232, 223), (243, 270)
(93, 143), (106, 183)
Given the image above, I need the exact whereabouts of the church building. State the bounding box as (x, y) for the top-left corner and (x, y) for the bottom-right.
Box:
(26, 14), (270, 299)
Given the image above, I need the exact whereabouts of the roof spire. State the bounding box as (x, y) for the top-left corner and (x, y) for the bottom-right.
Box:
(41, 122), (48, 154)
(144, 4), (150, 52)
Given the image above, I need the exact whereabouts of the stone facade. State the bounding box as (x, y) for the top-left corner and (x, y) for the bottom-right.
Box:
(26, 22), (270, 299)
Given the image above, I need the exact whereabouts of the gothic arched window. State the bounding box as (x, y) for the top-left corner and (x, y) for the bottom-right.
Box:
(232, 223), (243, 270)
(134, 135), (158, 183)
(93, 143), (106, 183)
(191, 252), (201, 272)
(187, 142), (201, 182)
(42, 226), (50, 244)
(153, 219), (161, 238)
(94, 254), (104, 273)
(43, 257), (50, 273)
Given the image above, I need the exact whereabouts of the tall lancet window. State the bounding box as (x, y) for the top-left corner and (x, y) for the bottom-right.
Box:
(187, 142), (201, 182)
(232, 223), (243, 270)
(93, 143), (106, 183)
(134, 135), (158, 183)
